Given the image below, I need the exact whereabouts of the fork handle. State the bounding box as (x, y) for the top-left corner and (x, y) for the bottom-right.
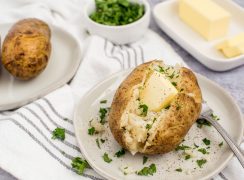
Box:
(203, 116), (244, 168)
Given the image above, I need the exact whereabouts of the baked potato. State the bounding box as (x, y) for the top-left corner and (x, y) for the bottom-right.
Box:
(1, 18), (51, 80)
(109, 60), (202, 155)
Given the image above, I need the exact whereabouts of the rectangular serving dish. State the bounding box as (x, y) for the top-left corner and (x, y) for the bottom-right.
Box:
(153, 0), (244, 71)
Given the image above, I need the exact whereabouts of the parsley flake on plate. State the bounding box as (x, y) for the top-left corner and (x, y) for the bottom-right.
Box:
(88, 127), (95, 135)
(99, 108), (108, 125)
(71, 157), (89, 175)
(175, 144), (190, 151)
(196, 159), (207, 168)
(137, 164), (156, 176)
(175, 168), (182, 172)
(196, 118), (211, 128)
(52, 127), (65, 141)
(185, 154), (191, 160)
(219, 142), (224, 147)
(96, 138), (100, 149)
(100, 100), (107, 104)
(115, 148), (126, 158)
(143, 156), (148, 164)
(198, 148), (209, 154)
(202, 138), (211, 145)
(103, 153), (112, 163)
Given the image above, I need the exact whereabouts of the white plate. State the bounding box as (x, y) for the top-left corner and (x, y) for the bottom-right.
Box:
(0, 23), (82, 111)
(74, 69), (243, 180)
(153, 0), (244, 71)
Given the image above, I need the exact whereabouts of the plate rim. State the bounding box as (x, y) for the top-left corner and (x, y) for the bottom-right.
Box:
(0, 23), (83, 111)
(74, 69), (244, 180)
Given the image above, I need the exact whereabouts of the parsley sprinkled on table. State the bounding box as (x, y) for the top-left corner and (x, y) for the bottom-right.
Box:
(71, 157), (89, 175)
(52, 127), (65, 141)
(137, 164), (156, 176)
(103, 153), (112, 163)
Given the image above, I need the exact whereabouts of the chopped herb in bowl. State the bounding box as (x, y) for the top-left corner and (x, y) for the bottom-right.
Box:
(89, 0), (145, 26)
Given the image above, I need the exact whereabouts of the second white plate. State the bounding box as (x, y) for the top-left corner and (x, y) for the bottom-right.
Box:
(0, 23), (82, 111)
(74, 69), (243, 180)
(153, 0), (244, 71)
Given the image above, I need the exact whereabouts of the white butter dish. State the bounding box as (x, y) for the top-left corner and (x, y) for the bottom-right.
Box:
(153, 0), (244, 71)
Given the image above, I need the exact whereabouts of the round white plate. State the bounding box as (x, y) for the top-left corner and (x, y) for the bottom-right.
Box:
(74, 69), (243, 180)
(0, 23), (82, 111)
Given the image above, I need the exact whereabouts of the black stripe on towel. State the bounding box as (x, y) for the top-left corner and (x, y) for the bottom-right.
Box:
(24, 106), (80, 152)
(104, 40), (123, 68)
(33, 102), (75, 136)
(42, 98), (73, 124)
(15, 111), (74, 160)
(1, 118), (103, 180)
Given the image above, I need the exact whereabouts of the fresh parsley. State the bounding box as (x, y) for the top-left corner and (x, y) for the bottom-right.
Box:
(96, 138), (100, 149)
(115, 148), (126, 158)
(137, 164), (156, 176)
(175, 144), (190, 151)
(210, 113), (220, 121)
(100, 139), (106, 143)
(171, 82), (177, 87)
(202, 138), (211, 146)
(139, 104), (148, 116)
(185, 154), (191, 160)
(198, 148), (209, 154)
(143, 156), (148, 165)
(196, 118), (211, 128)
(196, 159), (207, 168)
(71, 157), (89, 175)
(99, 108), (108, 124)
(175, 168), (182, 172)
(100, 100), (107, 104)
(90, 0), (145, 26)
(103, 153), (112, 163)
(219, 142), (223, 147)
(52, 127), (65, 141)
(88, 127), (95, 135)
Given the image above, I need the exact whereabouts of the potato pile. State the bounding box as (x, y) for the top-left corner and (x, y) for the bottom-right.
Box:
(1, 18), (51, 80)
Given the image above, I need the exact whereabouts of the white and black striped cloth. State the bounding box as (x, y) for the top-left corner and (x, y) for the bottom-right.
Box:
(0, 0), (243, 180)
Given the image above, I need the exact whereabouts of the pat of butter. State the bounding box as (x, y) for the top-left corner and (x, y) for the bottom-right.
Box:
(140, 71), (178, 112)
(216, 33), (244, 58)
(179, 0), (231, 41)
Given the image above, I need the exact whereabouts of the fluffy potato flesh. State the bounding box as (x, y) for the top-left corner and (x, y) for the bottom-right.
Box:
(109, 60), (202, 155)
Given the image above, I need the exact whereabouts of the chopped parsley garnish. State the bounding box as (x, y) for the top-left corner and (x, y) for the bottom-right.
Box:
(89, 0), (145, 26)
(198, 148), (209, 154)
(139, 104), (148, 116)
(99, 108), (108, 124)
(202, 138), (211, 146)
(194, 143), (199, 148)
(52, 127), (65, 141)
(146, 123), (152, 130)
(185, 154), (191, 160)
(71, 157), (89, 175)
(196, 118), (211, 128)
(196, 159), (207, 168)
(171, 82), (177, 87)
(96, 138), (100, 149)
(143, 156), (148, 164)
(100, 139), (106, 143)
(158, 66), (165, 73)
(175, 168), (182, 172)
(103, 153), (112, 163)
(115, 148), (126, 157)
(168, 72), (175, 79)
(137, 164), (156, 176)
(219, 142), (223, 147)
(165, 105), (171, 109)
(100, 100), (107, 104)
(210, 113), (220, 120)
(175, 144), (190, 151)
(88, 127), (95, 135)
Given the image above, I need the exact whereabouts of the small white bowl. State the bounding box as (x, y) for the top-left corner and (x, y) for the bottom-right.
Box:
(83, 0), (150, 44)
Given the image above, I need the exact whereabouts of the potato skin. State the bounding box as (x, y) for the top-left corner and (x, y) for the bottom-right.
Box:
(109, 60), (202, 155)
(2, 18), (51, 80)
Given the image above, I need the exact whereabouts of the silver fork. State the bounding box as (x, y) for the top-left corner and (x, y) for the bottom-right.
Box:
(200, 101), (244, 168)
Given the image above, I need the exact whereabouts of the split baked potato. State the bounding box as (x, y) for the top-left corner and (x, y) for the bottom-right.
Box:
(109, 60), (202, 155)
(1, 18), (51, 80)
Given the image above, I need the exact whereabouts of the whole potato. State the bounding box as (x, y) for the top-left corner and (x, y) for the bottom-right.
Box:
(1, 18), (51, 80)
(109, 60), (202, 155)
